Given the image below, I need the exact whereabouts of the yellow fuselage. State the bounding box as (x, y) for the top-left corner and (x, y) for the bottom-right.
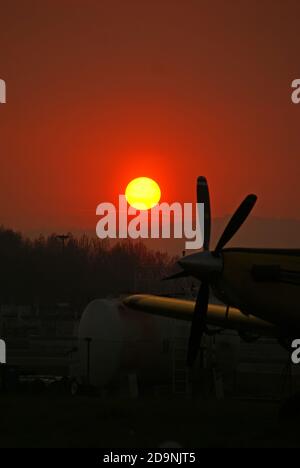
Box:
(217, 248), (300, 334)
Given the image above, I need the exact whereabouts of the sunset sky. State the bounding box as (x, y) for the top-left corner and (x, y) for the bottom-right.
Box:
(0, 0), (300, 234)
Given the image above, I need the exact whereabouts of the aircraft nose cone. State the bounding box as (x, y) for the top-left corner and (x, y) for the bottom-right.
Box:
(178, 251), (223, 280)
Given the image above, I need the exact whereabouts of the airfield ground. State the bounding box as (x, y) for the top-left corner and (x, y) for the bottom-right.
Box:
(0, 395), (299, 448)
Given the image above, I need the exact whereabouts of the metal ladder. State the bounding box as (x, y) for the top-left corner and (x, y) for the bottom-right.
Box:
(172, 321), (190, 395)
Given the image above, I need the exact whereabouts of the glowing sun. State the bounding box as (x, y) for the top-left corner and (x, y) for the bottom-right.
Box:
(125, 177), (161, 210)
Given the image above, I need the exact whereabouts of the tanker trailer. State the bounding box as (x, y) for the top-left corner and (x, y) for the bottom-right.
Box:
(69, 298), (181, 393)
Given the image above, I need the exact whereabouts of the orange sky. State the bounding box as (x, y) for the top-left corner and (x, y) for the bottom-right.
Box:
(0, 0), (300, 234)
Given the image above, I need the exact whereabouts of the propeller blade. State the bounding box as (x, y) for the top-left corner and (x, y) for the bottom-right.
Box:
(214, 194), (257, 254)
(197, 176), (211, 251)
(187, 281), (209, 367)
(162, 270), (189, 281)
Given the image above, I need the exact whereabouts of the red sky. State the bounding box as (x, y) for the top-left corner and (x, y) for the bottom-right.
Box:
(0, 0), (300, 234)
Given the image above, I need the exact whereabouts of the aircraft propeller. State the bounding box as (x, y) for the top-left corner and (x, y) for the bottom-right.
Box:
(165, 176), (257, 367)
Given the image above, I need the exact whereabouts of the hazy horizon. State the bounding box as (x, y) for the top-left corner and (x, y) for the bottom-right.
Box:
(2, 215), (299, 257)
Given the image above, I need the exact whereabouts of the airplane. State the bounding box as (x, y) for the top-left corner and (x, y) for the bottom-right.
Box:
(123, 176), (300, 366)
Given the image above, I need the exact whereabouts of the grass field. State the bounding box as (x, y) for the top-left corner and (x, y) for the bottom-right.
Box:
(0, 394), (299, 448)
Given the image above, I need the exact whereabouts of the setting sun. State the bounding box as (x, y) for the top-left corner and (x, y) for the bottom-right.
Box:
(125, 177), (161, 210)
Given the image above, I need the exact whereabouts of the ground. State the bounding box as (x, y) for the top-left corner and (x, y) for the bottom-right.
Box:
(0, 394), (299, 448)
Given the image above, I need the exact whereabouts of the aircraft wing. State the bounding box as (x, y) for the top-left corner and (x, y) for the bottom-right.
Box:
(123, 294), (277, 337)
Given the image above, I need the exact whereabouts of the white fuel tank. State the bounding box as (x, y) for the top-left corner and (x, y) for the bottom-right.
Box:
(77, 299), (177, 387)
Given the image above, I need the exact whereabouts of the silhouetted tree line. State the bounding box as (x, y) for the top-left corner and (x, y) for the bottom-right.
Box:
(0, 227), (174, 308)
